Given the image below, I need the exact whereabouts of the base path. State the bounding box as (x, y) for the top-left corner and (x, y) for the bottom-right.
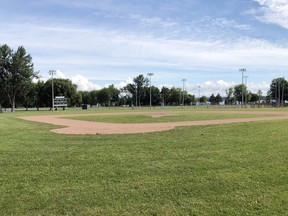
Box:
(19, 111), (288, 135)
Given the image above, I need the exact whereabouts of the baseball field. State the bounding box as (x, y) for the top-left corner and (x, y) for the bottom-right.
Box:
(1, 107), (287, 215)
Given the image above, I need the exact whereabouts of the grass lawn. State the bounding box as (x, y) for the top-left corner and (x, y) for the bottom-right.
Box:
(0, 109), (287, 215)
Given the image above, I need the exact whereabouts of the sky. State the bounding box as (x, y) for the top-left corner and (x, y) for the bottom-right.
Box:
(1, 0), (288, 96)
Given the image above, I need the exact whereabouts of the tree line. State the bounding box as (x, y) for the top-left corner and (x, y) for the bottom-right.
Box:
(1, 44), (286, 111)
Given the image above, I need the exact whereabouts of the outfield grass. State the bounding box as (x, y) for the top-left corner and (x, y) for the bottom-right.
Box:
(0, 109), (287, 215)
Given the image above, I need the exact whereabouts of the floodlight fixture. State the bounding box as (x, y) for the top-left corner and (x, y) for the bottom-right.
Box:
(239, 68), (247, 107)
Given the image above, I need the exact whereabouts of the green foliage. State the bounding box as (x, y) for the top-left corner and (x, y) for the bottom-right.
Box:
(143, 86), (161, 106)
(0, 44), (37, 111)
(124, 74), (149, 106)
(233, 84), (247, 103)
(225, 87), (234, 105)
(167, 87), (181, 105)
(97, 88), (110, 106)
(160, 86), (169, 105)
(200, 95), (207, 103)
(184, 92), (197, 105)
(89, 90), (98, 105)
(209, 93), (216, 104)
(79, 85), (120, 107)
(250, 92), (259, 103)
(107, 85), (120, 106)
(79, 91), (90, 104)
(42, 78), (80, 107)
(0, 110), (287, 215)
(209, 93), (223, 105)
(215, 93), (223, 104)
(269, 77), (288, 106)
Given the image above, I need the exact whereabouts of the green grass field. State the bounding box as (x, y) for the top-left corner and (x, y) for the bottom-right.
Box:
(0, 108), (287, 215)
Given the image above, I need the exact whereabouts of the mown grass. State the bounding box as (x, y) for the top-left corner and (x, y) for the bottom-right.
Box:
(0, 109), (287, 215)
(64, 112), (274, 123)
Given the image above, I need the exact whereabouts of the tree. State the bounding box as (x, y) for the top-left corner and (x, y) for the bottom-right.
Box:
(185, 94), (197, 105)
(166, 87), (181, 105)
(89, 90), (98, 106)
(209, 93), (222, 105)
(33, 80), (45, 109)
(233, 84), (247, 104)
(269, 77), (287, 106)
(118, 92), (130, 106)
(209, 94), (216, 105)
(225, 87), (234, 105)
(97, 88), (110, 106)
(215, 93), (223, 105)
(42, 78), (80, 107)
(21, 82), (37, 110)
(124, 74), (149, 106)
(160, 86), (169, 106)
(200, 96), (207, 103)
(249, 92), (259, 104)
(133, 74), (149, 106)
(0, 44), (37, 111)
(257, 90), (262, 105)
(123, 83), (136, 106)
(79, 91), (90, 104)
(107, 85), (120, 106)
(143, 86), (161, 106)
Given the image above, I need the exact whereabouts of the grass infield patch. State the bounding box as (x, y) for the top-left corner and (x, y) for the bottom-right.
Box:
(63, 112), (274, 123)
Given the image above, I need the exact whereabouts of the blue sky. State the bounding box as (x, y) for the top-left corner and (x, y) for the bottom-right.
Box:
(1, 0), (288, 96)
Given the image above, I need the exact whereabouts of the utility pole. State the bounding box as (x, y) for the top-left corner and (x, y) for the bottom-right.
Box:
(282, 78), (285, 106)
(162, 87), (165, 107)
(49, 70), (56, 111)
(239, 68), (246, 107)
(278, 80), (281, 107)
(135, 87), (137, 107)
(147, 73), (154, 108)
(198, 86), (201, 105)
(244, 75), (248, 107)
(181, 79), (186, 108)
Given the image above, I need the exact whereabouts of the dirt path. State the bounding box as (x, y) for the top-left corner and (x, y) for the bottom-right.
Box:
(18, 110), (288, 135)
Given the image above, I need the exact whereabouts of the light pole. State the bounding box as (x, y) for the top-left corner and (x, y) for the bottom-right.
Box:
(278, 79), (281, 107)
(162, 87), (165, 107)
(49, 70), (56, 111)
(147, 73), (154, 108)
(135, 87), (137, 107)
(244, 75), (248, 107)
(181, 79), (186, 108)
(198, 86), (201, 105)
(239, 68), (246, 107)
(282, 78), (285, 106)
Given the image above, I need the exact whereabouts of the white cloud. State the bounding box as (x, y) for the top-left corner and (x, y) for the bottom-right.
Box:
(71, 74), (101, 91)
(185, 80), (270, 96)
(55, 70), (66, 79)
(201, 17), (251, 30)
(114, 77), (133, 89)
(213, 18), (251, 30)
(247, 81), (270, 94)
(3, 20), (288, 75)
(1, 9), (287, 92)
(186, 80), (236, 96)
(253, 0), (288, 29)
(130, 14), (177, 28)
